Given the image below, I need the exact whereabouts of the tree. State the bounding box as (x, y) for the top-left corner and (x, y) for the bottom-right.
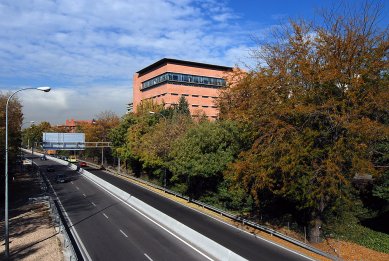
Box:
(175, 95), (190, 115)
(22, 122), (51, 148)
(169, 120), (244, 198)
(219, 2), (388, 242)
(0, 92), (23, 178)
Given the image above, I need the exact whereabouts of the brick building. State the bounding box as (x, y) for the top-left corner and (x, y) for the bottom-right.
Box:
(132, 58), (233, 120)
(58, 118), (95, 133)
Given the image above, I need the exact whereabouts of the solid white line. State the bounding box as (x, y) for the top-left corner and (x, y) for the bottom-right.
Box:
(102, 213), (108, 219)
(91, 202), (96, 207)
(144, 253), (153, 261)
(46, 175), (92, 261)
(174, 203), (316, 260)
(119, 174), (315, 261)
(83, 175), (214, 261)
(119, 229), (128, 238)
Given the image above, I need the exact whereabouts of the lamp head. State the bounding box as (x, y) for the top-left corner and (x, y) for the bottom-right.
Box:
(149, 111), (155, 115)
(37, 86), (51, 92)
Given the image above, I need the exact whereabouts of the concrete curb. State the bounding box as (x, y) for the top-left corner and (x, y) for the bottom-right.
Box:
(28, 150), (246, 261)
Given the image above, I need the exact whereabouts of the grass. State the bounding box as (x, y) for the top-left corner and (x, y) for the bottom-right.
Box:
(335, 222), (389, 254)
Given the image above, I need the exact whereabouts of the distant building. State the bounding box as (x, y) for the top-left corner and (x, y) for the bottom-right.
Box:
(132, 58), (233, 120)
(58, 118), (95, 132)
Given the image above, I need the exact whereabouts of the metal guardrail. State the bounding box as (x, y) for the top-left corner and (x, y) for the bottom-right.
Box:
(33, 166), (78, 261)
(96, 168), (336, 260)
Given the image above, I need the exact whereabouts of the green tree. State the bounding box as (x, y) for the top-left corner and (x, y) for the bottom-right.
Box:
(22, 121), (51, 149)
(0, 92), (23, 177)
(175, 95), (190, 115)
(169, 120), (244, 198)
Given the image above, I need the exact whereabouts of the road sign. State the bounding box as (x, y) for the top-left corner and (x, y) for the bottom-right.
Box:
(42, 133), (85, 150)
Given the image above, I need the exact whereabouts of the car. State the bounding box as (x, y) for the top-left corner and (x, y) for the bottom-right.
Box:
(23, 159), (32, 165)
(80, 161), (87, 167)
(46, 167), (55, 172)
(68, 155), (77, 163)
(55, 174), (69, 183)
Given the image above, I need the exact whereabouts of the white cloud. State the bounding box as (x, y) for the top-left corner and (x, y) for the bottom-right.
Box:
(0, 0), (274, 124)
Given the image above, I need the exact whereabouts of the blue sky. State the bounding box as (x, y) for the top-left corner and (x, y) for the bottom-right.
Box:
(0, 0), (387, 124)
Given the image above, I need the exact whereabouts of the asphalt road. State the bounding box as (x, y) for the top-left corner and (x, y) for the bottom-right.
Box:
(32, 155), (210, 261)
(82, 165), (312, 261)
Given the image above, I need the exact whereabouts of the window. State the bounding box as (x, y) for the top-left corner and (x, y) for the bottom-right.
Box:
(192, 94), (199, 97)
(202, 105), (209, 108)
(202, 96), (209, 98)
(141, 72), (226, 90)
(192, 104), (199, 107)
(171, 93), (178, 96)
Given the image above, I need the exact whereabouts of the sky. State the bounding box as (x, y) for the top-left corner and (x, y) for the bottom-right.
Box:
(0, 0), (387, 125)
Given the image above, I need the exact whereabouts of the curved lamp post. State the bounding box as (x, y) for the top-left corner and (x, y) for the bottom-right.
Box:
(149, 111), (168, 188)
(4, 86), (51, 258)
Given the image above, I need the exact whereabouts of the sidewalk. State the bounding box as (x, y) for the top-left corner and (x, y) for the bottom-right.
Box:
(0, 170), (63, 260)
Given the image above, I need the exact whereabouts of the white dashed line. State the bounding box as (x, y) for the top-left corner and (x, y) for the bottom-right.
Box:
(76, 186), (80, 190)
(83, 193), (86, 197)
(144, 253), (153, 261)
(102, 213), (109, 219)
(71, 181), (74, 184)
(119, 229), (128, 238)
(91, 202), (96, 207)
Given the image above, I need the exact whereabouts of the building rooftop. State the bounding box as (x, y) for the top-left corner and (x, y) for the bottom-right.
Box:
(136, 58), (233, 76)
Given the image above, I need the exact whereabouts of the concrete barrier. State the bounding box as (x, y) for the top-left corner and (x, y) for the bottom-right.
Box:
(80, 169), (245, 260)
(25, 150), (245, 260)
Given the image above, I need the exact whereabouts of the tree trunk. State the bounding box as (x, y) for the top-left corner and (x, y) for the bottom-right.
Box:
(308, 216), (322, 243)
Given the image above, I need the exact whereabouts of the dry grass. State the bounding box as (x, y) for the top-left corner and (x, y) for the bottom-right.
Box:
(0, 172), (63, 260)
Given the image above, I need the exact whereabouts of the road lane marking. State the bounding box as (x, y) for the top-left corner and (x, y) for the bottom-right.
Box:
(119, 229), (128, 238)
(84, 175), (214, 261)
(71, 181), (73, 184)
(83, 193), (86, 197)
(91, 202), (96, 207)
(76, 186), (80, 190)
(102, 213), (109, 219)
(45, 174), (92, 261)
(144, 253), (153, 261)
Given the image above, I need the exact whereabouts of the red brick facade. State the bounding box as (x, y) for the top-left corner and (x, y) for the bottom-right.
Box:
(132, 58), (232, 120)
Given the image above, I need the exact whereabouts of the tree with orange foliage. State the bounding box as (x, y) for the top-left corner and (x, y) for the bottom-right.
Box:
(218, 1), (388, 242)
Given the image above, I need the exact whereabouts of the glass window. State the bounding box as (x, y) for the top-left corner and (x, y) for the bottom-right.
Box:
(141, 72), (226, 90)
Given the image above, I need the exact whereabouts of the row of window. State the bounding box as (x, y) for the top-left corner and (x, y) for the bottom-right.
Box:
(141, 72), (226, 90)
(148, 93), (218, 100)
(191, 104), (217, 108)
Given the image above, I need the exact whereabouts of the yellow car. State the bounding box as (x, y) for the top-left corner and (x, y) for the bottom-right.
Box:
(68, 155), (77, 163)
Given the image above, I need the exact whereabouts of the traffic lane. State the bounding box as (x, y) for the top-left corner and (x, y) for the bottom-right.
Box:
(89, 169), (309, 261)
(32, 157), (147, 260)
(56, 183), (146, 261)
(53, 167), (208, 261)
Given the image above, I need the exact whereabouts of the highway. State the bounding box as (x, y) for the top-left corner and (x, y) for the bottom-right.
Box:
(32, 155), (210, 261)
(31, 153), (313, 261)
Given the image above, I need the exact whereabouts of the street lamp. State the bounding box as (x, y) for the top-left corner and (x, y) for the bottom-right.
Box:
(4, 86), (51, 258)
(149, 111), (168, 188)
